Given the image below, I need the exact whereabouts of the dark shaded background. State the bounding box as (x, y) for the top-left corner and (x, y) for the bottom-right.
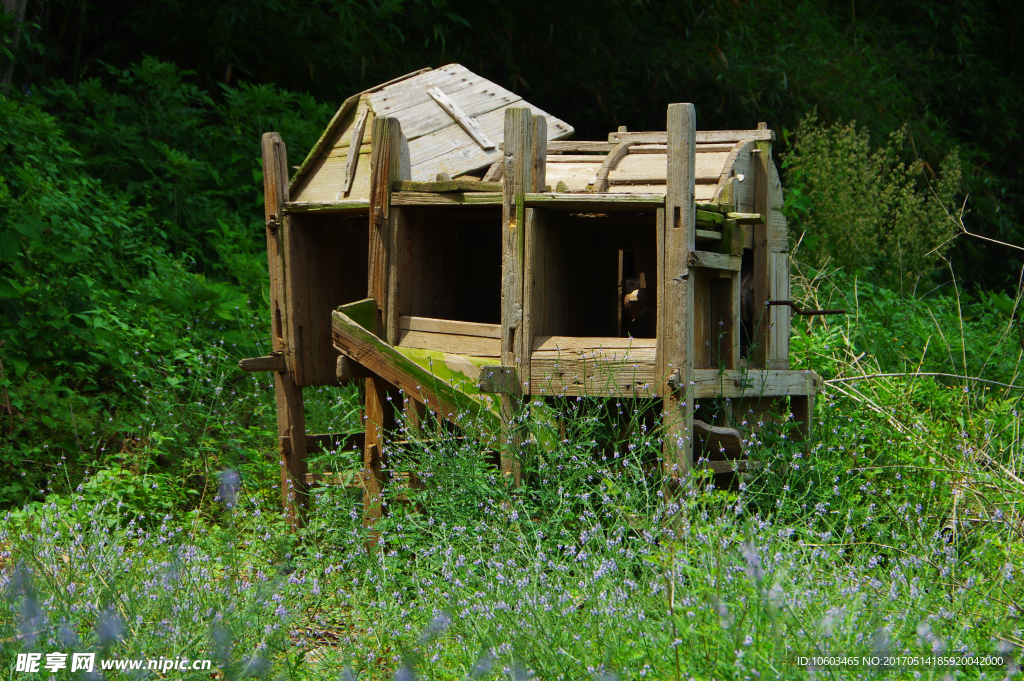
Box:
(5, 0), (1023, 290)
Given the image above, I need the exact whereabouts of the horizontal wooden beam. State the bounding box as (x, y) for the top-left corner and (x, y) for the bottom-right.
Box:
(283, 200), (371, 214)
(522, 192), (664, 211)
(393, 179), (504, 193)
(399, 315), (501, 338)
(238, 353), (286, 372)
(726, 212), (765, 224)
(608, 129), (775, 144)
(687, 250), (742, 271)
(692, 369), (821, 398)
(389, 191), (503, 206)
(281, 432), (365, 456)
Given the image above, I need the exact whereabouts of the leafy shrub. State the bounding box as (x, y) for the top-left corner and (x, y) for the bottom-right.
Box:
(784, 113), (962, 291)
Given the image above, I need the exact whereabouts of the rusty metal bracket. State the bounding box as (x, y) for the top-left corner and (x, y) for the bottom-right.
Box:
(767, 300), (846, 316)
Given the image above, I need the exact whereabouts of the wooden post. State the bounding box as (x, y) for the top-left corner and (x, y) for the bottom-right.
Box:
(500, 110), (545, 483)
(261, 133), (308, 528)
(658, 103), (697, 479)
(363, 116), (405, 526)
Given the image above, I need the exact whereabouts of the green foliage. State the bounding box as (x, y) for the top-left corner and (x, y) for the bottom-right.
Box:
(784, 113), (962, 290)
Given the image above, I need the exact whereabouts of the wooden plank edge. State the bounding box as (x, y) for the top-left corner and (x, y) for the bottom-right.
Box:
(238, 353), (286, 372)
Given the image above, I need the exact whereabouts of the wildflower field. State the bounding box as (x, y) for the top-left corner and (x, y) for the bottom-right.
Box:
(3, 2), (1024, 675)
(3, 263), (1023, 679)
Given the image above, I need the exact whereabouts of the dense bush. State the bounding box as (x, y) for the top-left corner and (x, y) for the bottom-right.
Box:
(784, 113), (962, 291)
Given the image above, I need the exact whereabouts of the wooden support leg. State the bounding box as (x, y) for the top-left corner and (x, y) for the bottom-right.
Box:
(262, 132), (308, 529)
(791, 393), (814, 455)
(362, 377), (393, 527)
(500, 110), (547, 485)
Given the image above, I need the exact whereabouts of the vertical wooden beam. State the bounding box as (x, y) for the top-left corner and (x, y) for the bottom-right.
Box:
(262, 133), (307, 528)
(659, 103), (697, 479)
(363, 116), (404, 526)
(500, 110), (544, 483)
(752, 122), (773, 369)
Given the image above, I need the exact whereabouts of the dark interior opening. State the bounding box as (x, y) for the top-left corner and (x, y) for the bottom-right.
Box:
(531, 212), (658, 339)
(396, 207), (502, 324)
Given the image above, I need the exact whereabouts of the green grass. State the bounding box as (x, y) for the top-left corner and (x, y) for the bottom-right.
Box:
(2, 270), (1023, 680)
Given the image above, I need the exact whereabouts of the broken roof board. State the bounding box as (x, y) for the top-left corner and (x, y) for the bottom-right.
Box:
(291, 64), (574, 203)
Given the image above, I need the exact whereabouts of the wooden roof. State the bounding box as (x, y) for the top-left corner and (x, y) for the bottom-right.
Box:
(290, 64), (574, 202)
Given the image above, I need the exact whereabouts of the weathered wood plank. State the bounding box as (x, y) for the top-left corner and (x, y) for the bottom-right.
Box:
(688, 250), (742, 272)
(530, 344), (658, 397)
(427, 87), (497, 150)
(692, 369), (821, 398)
(397, 328), (501, 358)
(393, 179), (503, 193)
(238, 353), (286, 372)
(331, 310), (501, 434)
(262, 132), (308, 529)
(533, 336), (658, 351)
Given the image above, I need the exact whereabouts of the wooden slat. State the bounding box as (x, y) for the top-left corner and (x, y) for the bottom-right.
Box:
(688, 250), (742, 272)
(427, 87), (497, 150)
(390, 192), (504, 206)
(337, 355), (375, 380)
(290, 93), (361, 198)
(692, 369), (821, 398)
(339, 108), (369, 198)
(659, 103), (697, 478)
(608, 129), (775, 144)
(262, 132), (308, 529)
(393, 179), (503, 193)
(397, 329), (501, 358)
(533, 336), (658, 351)
(606, 152), (729, 184)
(546, 140), (616, 153)
(398, 316), (501, 338)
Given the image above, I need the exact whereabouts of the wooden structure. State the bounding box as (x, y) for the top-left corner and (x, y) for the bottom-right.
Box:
(242, 64), (821, 526)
